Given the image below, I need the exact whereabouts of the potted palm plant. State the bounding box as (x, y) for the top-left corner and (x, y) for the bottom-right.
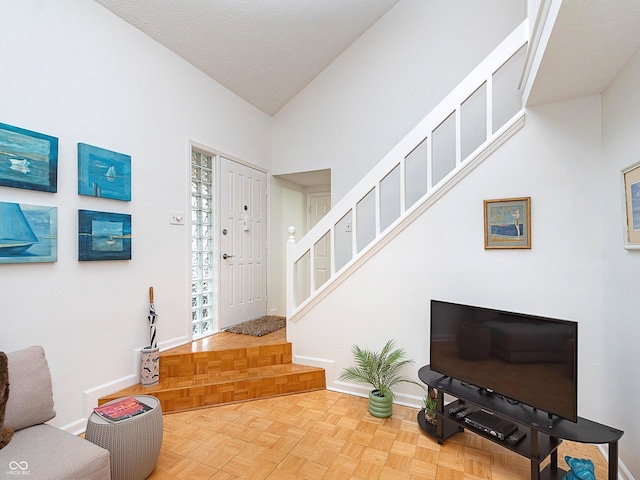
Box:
(339, 339), (425, 418)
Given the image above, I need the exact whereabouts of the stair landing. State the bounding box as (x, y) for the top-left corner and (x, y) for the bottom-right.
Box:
(98, 328), (326, 413)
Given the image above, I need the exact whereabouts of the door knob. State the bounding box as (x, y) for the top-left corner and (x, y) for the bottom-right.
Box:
(222, 253), (234, 260)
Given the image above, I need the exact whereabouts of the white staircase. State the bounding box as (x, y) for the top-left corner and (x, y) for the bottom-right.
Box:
(286, 20), (529, 326)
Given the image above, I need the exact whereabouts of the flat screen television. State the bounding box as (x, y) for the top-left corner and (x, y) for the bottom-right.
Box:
(430, 300), (578, 423)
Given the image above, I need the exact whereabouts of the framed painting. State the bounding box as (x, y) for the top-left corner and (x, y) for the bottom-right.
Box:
(484, 197), (531, 249)
(622, 161), (640, 250)
(0, 122), (58, 192)
(0, 202), (57, 263)
(78, 209), (131, 261)
(78, 143), (131, 201)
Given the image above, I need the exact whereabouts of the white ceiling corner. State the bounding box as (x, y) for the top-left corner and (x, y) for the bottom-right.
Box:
(93, 0), (400, 116)
(526, 0), (640, 106)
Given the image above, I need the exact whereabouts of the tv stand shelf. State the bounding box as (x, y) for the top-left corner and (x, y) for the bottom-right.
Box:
(418, 366), (623, 480)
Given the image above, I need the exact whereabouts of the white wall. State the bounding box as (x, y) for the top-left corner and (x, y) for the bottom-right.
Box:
(601, 46), (640, 478)
(0, 0), (271, 429)
(272, 0), (527, 203)
(291, 95), (605, 419)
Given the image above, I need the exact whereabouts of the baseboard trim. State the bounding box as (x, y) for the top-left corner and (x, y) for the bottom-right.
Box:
(82, 372), (139, 424)
(81, 334), (190, 425)
(158, 335), (191, 352)
(596, 444), (634, 480)
(292, 355), (334, 367)
(328, 381), (423, 410)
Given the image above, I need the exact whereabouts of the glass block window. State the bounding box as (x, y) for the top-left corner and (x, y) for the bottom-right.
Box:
(191, 149), (215, 338)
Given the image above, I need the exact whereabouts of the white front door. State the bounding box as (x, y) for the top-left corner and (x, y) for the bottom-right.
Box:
(219, 157), (268, 329)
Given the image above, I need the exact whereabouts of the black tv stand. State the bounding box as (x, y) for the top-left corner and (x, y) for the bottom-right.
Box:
(418, 366), (623, 480)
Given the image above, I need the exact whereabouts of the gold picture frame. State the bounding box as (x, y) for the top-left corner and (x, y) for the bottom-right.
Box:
(622, 161), (640, 250)
(484, 197), (531, 249)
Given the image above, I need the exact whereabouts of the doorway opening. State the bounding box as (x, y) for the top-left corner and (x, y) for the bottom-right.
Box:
(191, 147), (269, 339)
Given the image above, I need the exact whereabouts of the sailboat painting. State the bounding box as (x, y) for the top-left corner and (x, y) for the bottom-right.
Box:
(78, 143), (131, 201)
(0, 122), (58, 193)
(484, 197), (531, 250)
(78, 209), (131, 261)
(0, 202), (58, 264)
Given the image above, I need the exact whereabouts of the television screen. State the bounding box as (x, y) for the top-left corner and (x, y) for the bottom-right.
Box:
(430, 300), (578, 422)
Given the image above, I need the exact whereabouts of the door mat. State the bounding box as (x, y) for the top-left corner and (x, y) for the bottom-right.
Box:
(225, 315), (286, 337)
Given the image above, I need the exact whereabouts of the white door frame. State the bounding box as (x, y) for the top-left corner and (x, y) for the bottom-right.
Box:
(188, 141), (270, 337)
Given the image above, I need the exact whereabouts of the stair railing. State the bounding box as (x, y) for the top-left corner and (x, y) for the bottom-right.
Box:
(286, 20), (528, 322)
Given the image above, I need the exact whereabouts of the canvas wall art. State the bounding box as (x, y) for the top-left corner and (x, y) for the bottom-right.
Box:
(484, 197), (531, 249)
(0, 122), (58, 192)
(0, 202), (58, 263)
(622, 161), (640, 250)
(78, 143), (131, 201)
(78, 209), (132, 261)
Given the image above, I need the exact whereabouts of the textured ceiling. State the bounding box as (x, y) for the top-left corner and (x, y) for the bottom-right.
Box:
(94, 0), (400, 116)
(526, 0), (640, 106)
(94, 0), (640, 115)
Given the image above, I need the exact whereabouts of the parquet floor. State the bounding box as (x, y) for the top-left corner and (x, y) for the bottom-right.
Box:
(147, 389), (609, 480)
(165, 329), (287, 354)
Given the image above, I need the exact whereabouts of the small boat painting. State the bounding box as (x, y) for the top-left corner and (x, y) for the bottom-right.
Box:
(78, 143), (131, 201)
(78, 210), (132, 261)
(0, 121), (58, 192)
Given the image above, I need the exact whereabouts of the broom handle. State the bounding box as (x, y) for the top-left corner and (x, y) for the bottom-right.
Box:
(149, 286), (154, 303)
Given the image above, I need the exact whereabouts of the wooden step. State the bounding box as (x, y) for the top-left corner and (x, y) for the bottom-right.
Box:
(159, 343), (292, 378)
(98, 329), (326, 413)
(99, 363), (326, 413)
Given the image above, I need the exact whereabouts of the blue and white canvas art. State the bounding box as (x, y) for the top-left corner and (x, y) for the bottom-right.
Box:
(78, 209), (132, 261)
(0, 122), (58, 192)
(0, 202), (58, 263)
(78, 143), (131, 201)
